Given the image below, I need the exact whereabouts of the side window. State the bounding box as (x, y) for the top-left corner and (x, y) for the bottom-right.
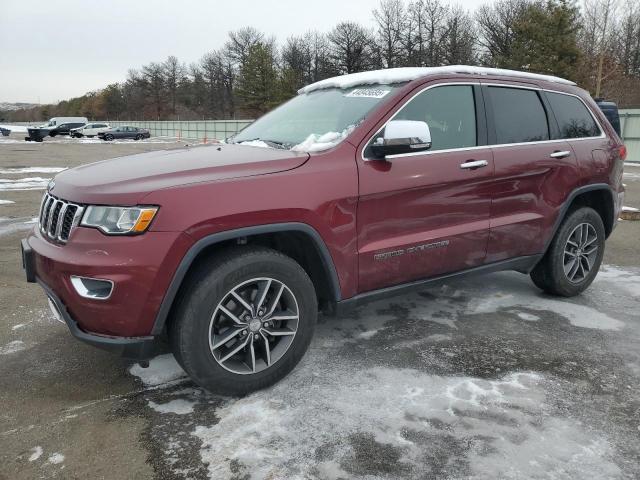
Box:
(389, 85), (477, 151)
(489, 87), (549, 144)
(546, 92), (601, 138)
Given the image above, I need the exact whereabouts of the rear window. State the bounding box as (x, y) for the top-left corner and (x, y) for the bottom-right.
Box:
(547, 92), (601, 139)
(489, 87), (549, 144)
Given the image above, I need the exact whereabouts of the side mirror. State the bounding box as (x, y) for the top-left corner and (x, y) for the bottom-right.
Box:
(370, 120), (432, 159)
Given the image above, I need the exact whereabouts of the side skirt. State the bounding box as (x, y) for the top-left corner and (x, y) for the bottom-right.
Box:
(335, 254), (543, 315)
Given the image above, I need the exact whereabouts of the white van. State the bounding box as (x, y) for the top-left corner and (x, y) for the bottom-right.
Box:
(40, 117), (88, 128)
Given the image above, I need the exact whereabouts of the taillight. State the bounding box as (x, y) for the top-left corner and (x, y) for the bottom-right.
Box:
(619, 145), (627, 161)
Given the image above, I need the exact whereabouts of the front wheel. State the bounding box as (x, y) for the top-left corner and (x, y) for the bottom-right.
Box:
(170, 247), (317, 395)
(530, 207), (605, 296)
(103, 134), (114, 141)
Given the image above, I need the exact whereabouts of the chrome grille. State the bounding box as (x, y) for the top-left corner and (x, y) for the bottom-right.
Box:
(39, 193), (84, 243)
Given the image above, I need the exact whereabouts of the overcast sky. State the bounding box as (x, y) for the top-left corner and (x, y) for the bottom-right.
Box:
(1, 0), (488, 104)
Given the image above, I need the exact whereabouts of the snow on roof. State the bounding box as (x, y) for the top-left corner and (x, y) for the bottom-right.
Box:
(298, 65), (575, 94)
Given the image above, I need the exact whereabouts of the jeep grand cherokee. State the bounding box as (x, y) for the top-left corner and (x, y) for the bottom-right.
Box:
(22, 66), (626, 394)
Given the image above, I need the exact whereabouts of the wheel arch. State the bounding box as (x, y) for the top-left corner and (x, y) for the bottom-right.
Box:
(151, 223), (341, 335)
(545, 183), (615, 254)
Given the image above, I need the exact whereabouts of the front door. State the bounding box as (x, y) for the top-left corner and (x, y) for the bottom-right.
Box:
(357, 83), (494, 293)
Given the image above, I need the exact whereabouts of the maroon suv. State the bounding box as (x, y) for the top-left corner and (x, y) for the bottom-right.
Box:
(22, 66), (626, 394)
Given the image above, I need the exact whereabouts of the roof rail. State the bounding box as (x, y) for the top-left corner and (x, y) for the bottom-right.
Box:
(298, 65), (576, 94)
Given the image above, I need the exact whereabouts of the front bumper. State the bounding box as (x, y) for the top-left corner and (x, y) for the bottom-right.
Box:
(22, 238), (161, 359)
(21, 226), (192, 358)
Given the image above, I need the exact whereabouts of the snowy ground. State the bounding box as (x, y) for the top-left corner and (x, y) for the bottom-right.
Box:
(0, 144), (639, 479)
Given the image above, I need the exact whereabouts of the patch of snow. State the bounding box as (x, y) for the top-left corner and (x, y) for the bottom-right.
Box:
(622, 205), (639, 212)
(515, 311), (540, 322)
(148, 399), (196, 415)
(470, 291), (624, 330)
(11, 323), (26, 330)
(597, 265), (640, 296)
(427, 333), (452, 341)
(0, 216), (39, 236)
(47, 453), (64, 464)
(193, 367), (618, 479)
(0, 199), (15, 205)
(237, 140), (273, 149)
(0, 340), (26, 355)
(128, 354), (186, 387)
(0, 177), (50, 191)
(356, 329), (379, 339)
(0, 167), (65, 174)
(28, 446), (43, 462)
(298, 66), (574, 94)
(291, 125), (356, 153)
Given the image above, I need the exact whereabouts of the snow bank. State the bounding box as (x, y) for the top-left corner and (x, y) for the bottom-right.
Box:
(0, 167), (65, 174)
(291, 125), (356, 153)
(0, 177), (50, 191)
(299, 66), (575, 94)
(0, 124), (29, 133)
(0, 200), (15, 205)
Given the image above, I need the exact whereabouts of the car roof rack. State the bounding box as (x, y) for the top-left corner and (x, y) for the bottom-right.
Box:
(299, 65), (576, 94)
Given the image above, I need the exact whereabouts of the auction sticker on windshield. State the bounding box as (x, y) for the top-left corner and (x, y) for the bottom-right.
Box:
(344, 88), (391, 99)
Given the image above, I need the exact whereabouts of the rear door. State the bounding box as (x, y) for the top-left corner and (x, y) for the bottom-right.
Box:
(357, 83), (494, 293)
(483, 84), (579, 263)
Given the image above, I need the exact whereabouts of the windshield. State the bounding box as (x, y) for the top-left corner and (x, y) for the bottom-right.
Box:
(231, 85), (402, 152)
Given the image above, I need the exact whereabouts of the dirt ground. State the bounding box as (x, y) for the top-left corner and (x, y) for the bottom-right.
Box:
(1, 134), (639, 480)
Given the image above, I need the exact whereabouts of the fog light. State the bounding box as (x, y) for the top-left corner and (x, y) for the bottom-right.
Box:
(70, 276), (113, 300)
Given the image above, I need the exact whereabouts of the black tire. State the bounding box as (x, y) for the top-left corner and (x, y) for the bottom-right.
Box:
(170, 246), (317, 395)
(104, 134), (114, 141)
(134, 134), (143, 141)
(49, 132), (57, 137)
(530, 207), (605, 297)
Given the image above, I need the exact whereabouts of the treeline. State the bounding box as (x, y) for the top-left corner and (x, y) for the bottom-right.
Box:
(6, 0), (640, 122)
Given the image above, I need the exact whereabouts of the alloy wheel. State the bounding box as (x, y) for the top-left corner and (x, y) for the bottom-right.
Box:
(208, 277), (299, 375)
(563, 222), (598, 283)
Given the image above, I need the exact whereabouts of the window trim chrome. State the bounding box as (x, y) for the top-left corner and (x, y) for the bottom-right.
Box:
(361, 81), (607, 162)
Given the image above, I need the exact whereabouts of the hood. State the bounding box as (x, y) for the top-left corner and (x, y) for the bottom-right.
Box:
(50, 144), (309, 205)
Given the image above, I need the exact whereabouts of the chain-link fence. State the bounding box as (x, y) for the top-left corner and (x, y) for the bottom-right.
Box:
(105, 120), (253, 142)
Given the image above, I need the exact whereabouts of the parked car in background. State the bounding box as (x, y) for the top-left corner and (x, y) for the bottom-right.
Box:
(595, 99), (621, 136)
(70, 122), (111, 138)
(98, 126), (151, 141)
(49, 122), (87, 137)
(0, 127), (10, 136)
(22, 66), (626, 395)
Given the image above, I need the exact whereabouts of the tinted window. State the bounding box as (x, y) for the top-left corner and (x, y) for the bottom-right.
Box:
(385, 85), (477, 151)
(489, 87), (549, 144)
(547, 92), (601, 138)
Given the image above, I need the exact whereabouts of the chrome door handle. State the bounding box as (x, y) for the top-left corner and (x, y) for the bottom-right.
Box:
(460, 160), (488, 169)
(550, 150), (571, 159)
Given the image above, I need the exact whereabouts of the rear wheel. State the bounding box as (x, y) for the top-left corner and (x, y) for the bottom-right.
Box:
(530, 207), (605, 296)
(134, 134), (143, 140)
(170, 247), (317, 395)
(104, 134), (114, 141)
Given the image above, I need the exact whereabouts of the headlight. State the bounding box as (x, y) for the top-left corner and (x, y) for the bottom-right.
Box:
(81, 206), (158, 235)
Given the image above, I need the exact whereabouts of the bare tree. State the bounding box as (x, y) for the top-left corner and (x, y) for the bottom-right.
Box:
(443, 6), (477, 65)
(328, 22), (378, 74)
(225, 27), (265, 68)
(476, 0), (529, 67)
(373, 0), (406, 67)
(163, 55), (186, 116)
